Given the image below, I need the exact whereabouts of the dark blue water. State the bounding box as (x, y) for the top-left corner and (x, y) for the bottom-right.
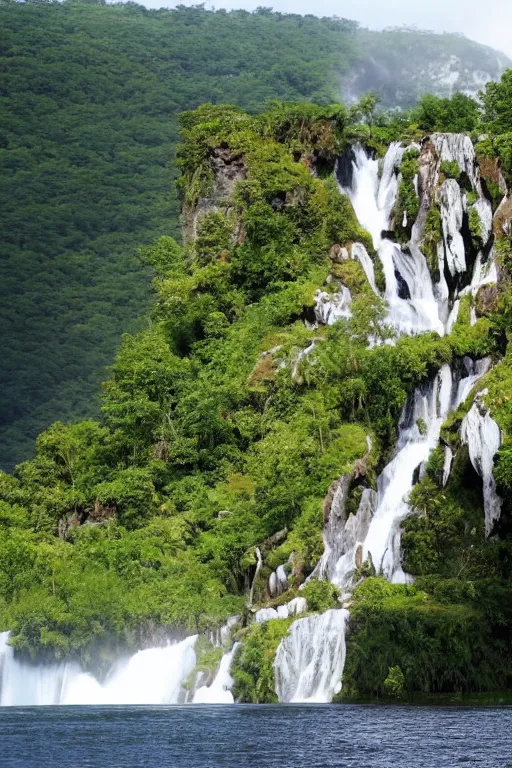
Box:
(0, 704), (511, 768)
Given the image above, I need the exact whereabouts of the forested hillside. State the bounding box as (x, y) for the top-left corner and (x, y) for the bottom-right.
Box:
(0, 69), (512, 703)
(1, 0), (510, 470)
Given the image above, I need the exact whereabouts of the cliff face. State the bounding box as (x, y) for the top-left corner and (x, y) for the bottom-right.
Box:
(1, 99), (512, 706)
(182, 147), (247, 245)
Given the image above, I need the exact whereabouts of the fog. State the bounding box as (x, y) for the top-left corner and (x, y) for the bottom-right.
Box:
(141, 0), (512, 58)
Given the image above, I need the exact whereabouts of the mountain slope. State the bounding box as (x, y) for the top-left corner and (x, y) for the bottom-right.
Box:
(0, 93), (511, 705)
(343, 27), (510, 106)
(1, 0), (510, 470)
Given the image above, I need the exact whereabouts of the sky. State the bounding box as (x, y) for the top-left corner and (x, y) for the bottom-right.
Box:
(141, 0), (512, 58)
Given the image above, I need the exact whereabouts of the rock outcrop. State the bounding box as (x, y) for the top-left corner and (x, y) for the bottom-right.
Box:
(183, 147), (247, 244)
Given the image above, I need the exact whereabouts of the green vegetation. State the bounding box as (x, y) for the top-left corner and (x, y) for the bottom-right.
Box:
(301, 579), (340, 612)
(414, 93), (480, 134)
(468, 206), (483, 242)
(342, 579), (511, 699)
(232, 618), (292, 703)
(1, 99), (506, 666)
(0, 0), (360, 470)
(422, 203), (442, 280)
(395, 148), (420, 238)
(1, 8), (512, 700)
(0, 103), (392, 660)
(1, 0), (510, 470)
(440, 160), (461, 180)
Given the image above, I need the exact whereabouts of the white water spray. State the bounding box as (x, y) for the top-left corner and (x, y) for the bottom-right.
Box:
(192, 644), (239, 704)
(0, 632), (198, 706)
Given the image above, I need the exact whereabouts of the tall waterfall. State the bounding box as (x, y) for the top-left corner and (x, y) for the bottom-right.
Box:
(338, 140), (498, 338)
(273, 358), (492, 702)
(273, 135), (503, 704)
(327, 357), (492, 590)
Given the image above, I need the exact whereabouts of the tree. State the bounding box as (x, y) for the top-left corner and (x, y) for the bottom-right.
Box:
(481, 70), (512, 133)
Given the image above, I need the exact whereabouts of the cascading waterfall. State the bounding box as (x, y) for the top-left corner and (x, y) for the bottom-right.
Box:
(338, 138), (499, 338)
(192, 643), (240, 704)
(272, 136), (502, 702)
(332, 357), (491, 589)
(2, 135), (503, 709)
(338, 143), (445, 336)
(274, 610), (349, 703)
(273, 357), (493, 702)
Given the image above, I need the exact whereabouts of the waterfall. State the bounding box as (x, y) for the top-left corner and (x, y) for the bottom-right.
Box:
(192, 644), (239, 704)
(362, 364), (455, 582)
(461, 389), (502, 535)
(0, 632), (201, 706)
(274, 609), (349, 703)
(272, 135), (501, 706)
(351, 242), (379, 295)
(339, 144), (445, 336)
(328, 358), (491, 589)
(309, 474), (354, 582)
(339, 139), (498, 339)
(272, 358), (494, 703)
(314, 284), (352, 325)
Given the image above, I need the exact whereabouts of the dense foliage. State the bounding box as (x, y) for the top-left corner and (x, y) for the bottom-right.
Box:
(1, 0), (509, 470)
(0, 0), (359, 469)
(1, 90), (511, 691)
(2, 8), (512, 698)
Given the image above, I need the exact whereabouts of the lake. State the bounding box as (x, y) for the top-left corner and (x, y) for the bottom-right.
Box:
(1, 704), (511, 767)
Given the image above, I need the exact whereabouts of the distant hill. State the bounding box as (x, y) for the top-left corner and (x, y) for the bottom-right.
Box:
(344, 27), (511, 106)
(0, 0), (509, 469)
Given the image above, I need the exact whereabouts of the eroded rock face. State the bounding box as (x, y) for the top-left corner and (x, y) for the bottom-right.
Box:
(328, 244), (349, 263)
(413, 138), (439, 241)
(432, 133), (481, 192)
(183, 147), (247, 243)
(58, 510), (84, 540)
(494, 196), (512, 240)
(268, 564), (289, 599)
(475, 283), (500, 317)
(58, 502), (116, 540)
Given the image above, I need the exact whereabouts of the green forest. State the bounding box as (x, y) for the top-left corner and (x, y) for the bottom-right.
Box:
(0, 59), (512, 699)
(1, 0), (509, 470)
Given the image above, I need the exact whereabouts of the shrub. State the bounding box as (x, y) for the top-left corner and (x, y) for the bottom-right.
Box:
(301, 579), (340, 612)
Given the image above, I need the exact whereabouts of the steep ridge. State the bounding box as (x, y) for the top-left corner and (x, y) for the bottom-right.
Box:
(0, 102), (511, 706)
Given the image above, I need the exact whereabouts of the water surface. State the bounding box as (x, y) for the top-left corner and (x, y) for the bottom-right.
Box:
(1, 704), (511, 768)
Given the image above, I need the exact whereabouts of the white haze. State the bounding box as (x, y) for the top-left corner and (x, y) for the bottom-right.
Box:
(140, 0), (512, 58)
